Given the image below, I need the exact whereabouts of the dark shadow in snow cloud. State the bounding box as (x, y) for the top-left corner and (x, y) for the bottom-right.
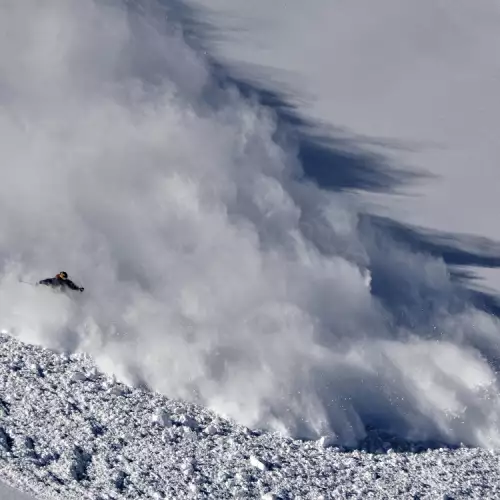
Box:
(368, 216), (500, 319)
(212, 70), (500, 332)
(221, 80), (432, 194)
(173, 0), (500, 319)
(160, 1), (431, 193)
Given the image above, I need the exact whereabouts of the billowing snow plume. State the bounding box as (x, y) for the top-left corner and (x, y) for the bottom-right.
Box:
(1, 0), (500, 448)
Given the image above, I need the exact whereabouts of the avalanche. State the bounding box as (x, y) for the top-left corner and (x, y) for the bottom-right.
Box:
(3, 0), (500, 498)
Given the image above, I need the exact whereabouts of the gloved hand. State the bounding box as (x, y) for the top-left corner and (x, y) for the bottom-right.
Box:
(79, 287), (84, 292)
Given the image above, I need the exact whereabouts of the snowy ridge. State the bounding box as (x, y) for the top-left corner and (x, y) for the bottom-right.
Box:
(1, 333), (500, 500)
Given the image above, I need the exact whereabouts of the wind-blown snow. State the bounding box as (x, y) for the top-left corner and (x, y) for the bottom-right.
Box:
(1, 0), (500, 452)
(189, 0), (500, 237)
(189, 0), (500, 293)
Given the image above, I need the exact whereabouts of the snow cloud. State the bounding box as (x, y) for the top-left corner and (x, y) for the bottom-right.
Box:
(1, 0), (500, 449)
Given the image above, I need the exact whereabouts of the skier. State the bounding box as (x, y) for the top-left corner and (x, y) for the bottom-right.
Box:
(38, 271), (84, 292)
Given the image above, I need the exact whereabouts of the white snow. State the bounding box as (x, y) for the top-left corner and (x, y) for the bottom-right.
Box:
(317, 435), (337, 449)
(249, 455), (268, 472)
(151, 409), (173, 428)
(2, 0), (500, 497)
(2, 333), (500, 499)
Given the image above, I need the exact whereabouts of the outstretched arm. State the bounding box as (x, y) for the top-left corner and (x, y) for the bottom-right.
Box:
(65, 279), (84, 292)
(39, 278), (55, 286)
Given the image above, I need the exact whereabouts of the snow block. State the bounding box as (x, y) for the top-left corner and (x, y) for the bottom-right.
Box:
(178, 414), (198, 429)
(204, 424), (218, 436)
(152, 409), (172, 427)
(70, 371), (87, 383)
(317, 435), (337, 449)
(250, 455), (267, 471)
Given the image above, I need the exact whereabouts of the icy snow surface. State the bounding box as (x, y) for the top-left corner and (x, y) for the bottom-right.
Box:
(1, 333), (500, 500)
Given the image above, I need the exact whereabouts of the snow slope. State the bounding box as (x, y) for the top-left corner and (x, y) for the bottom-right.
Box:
(2, 4), (500, 499)
(2, 333), (500, 500)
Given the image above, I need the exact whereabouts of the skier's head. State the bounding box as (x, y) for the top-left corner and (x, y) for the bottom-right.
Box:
(57, 271), (68, 280)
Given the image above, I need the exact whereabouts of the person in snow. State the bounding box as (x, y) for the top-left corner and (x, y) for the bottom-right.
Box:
(38, 271), (84, 292)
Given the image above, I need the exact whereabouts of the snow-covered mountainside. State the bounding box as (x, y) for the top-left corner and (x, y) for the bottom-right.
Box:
(3, 0), (500, 497)
(2, 333), (500, 500)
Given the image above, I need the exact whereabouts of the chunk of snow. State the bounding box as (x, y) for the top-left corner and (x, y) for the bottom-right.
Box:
(250, 455), (267, 471)
(317, 435), (337, 448)
(70, 371), (87, 383)
(152, 409), (172, 427)
(236, 471), (249, 481)
(162, 428), (176, 443)
(204, 424), (218, 435)
(183, 427), (199, 441)
(107, 385), (123, 396)
(182, 463), (194, 476)
(178, 414), (198, 429)
(30, 363), (43, 376)
(87, 367), (99, 380)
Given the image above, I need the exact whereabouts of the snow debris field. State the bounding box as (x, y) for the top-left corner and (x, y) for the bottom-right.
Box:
(1, 334), (499, 499)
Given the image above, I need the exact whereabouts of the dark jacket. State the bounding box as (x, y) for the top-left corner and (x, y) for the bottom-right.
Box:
(39, 276), (83, 292)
